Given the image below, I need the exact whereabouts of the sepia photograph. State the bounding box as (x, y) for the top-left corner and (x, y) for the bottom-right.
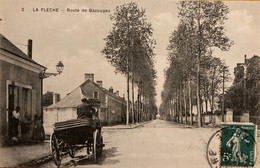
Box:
(0, 0), (259, 167)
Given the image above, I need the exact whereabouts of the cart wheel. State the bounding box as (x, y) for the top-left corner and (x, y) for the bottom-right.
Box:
(93, 130), (98, 163)
(69, 146), (75, 158)
(98, 136), (103, 157)
(50, 133), (62, 166)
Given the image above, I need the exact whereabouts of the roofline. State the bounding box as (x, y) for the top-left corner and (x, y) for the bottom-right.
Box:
(46, 79), (127, 109)
(82, 79), (125, 102)
(46, 87), (86, 109)
(0, 47), (46, 69)
(0, 50), (46, 73)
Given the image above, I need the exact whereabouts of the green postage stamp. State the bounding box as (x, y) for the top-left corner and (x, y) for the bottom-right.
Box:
(220, 123), (257, 167)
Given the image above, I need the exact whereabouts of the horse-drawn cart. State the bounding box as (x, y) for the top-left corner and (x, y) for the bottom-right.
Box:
(50, 119), (104, 166)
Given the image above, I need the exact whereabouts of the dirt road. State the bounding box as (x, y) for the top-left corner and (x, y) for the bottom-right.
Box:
(41, 119), (221, 168)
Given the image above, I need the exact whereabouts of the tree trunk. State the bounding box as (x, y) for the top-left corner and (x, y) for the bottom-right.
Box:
(211, 81), (215, 114)
(143, 99), (145, 121)
(197, 8), (202, 127)
(139, 84), (142, 122)
(222, 70), (225, 122)
(200, 99), (204, 114)
(179, 86), (183, 124)
(142, 85), (145, 122)
(176, 89), (179, 123)
(126, 61), (129, 125)
(197, 1), (202, 127)
(211, 67), (216, 114)
(196, 60), (201, 127)
(137, 83), (140, 123)
(188, 73), (193, 125)
(205, 96), (208, 113)
(176, 99), (178, 122)
(183, 81), (187, 124)
(203, 79), (208, 113)
(148, 103), (150, 120)
(131, 76), (135, 124)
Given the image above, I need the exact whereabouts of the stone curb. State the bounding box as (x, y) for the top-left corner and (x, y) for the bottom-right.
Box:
(171, 121), (221, 129)
(103, 121), (151, 130)
(18, 155), (52, 167)
(18, 146), (85, 167)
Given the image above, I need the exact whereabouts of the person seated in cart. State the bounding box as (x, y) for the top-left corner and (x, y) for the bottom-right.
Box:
(77, 98), (100, 129)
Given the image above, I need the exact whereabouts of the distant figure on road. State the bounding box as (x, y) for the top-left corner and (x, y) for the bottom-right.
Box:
(77, 98), (96, 127)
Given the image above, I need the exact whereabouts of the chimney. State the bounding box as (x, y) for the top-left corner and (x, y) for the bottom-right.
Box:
(244, 55), (247, 64)
(115, 90), (119, 97)
(85, 73), (94, 82)
(27, 39), (32, 59)
(109, 86), (113, 93)
(96, 80), (102, 87)
(53, 93), (58, 105)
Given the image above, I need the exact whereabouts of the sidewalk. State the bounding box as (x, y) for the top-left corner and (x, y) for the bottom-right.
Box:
(0, 141), (50, 167)
(0, 121), (150, 167)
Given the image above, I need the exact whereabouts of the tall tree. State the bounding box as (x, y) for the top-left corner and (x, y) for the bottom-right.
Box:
(200, 56), (230, 114)
(166, 21), (197, 125)
(177, 1), (233, 126)
(42, 91), (60, 107)
(102, 2), (156, 125)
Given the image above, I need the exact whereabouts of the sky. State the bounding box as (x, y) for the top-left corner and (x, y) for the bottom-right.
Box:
(1, 0), (260, 108)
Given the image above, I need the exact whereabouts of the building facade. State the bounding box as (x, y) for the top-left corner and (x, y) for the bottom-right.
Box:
(44, 74), (127, 135)
(233, 55), (260, 127)
(0, 34), (46, 145)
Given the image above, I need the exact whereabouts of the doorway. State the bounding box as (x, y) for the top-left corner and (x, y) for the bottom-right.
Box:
(8, 85), (15, 139)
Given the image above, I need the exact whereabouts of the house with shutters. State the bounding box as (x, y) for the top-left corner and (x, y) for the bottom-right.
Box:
(0, 34), (46, 145)
(44, 73), (127, 135)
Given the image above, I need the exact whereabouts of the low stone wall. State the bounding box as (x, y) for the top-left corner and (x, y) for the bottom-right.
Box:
(240, 112), (250, 122)
(225, 111), (233, 122)
(200, 114), (222, 125)
(170, 110), (259, 129)
(191, 112), (233, 125)
(250, 116), (260, 129)
(233, 112), (250, 123)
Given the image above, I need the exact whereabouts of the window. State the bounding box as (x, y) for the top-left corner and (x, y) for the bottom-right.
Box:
(8, 85), (15, 115)
(22, 88), (29, 118)
(93, 91), (99, 99)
